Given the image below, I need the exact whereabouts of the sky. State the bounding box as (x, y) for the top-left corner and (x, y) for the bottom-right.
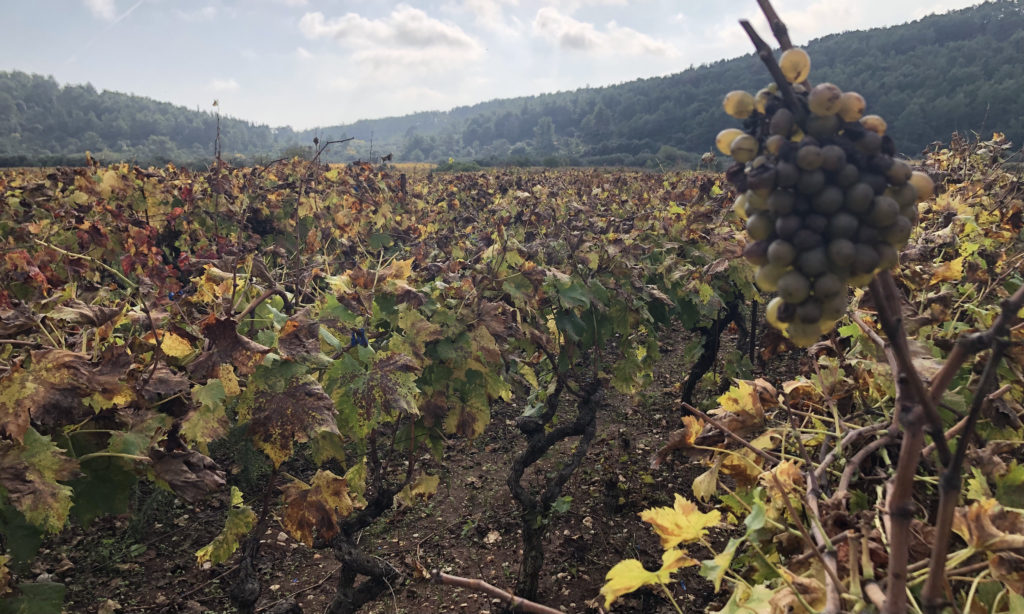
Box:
(0, 0), (980, 130)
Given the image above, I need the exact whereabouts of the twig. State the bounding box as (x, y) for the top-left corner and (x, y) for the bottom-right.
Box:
(0, 339), (42, 347)
(236, 287), (294, 320)
(255, 564), (342, 612)
(830, 435), (893, 503)
(737, 20), (801, 117)
(755, 0), (793, 49)
(432, 571), (563, 614)
(682, 402), (781, 466)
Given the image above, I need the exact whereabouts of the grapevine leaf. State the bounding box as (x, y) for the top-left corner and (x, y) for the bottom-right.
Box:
(249, 379), (338, 468)
(700, 537), (743, 593)
(188, 316), (271, 381)
(149, 448), (225, 503)
(142, 329), (195, 359)
(46, 300), (120, 327)
(281, 470), (360, 547)
(953, 498), (1024, 551)
(69, 456), (137, 527)
(929, 256), (964, 285)
(329, 352), (420, 430)
(989, 552), (1024, 595)
(182, 380), (229, 451)
(0, 506), (43, 564)
(600, 549), (697, 609)
(0, 349), (131, 442)
(395, 473), (440, 508)
(710, 583), (774, 614)
(0, 428), (77, 533)
(0, 581), (65, 614)
(652, 416), (705, 469)
(196, 486), (255, 566)
(277, 319), (322, 359)
(692, 459), (721, 503)
(639, 493), (721, 549)
(769, 571), (826, 614)
(0, 555), (9, 596)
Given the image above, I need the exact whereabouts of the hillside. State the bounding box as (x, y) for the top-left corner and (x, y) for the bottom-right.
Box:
(1, 0), (1022, 167)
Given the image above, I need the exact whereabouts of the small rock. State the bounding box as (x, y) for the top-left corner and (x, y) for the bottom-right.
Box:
(270, 584), (281, 591)
(277, 531), (288, 542)
(35, 573), (53, 583)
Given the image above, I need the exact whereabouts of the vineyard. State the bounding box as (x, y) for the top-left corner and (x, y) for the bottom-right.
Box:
(4, 4), (1024, 613)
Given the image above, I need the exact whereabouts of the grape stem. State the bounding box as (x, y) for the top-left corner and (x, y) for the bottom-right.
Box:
(738, 20), (802, 120)
(756, 0), (793, 49)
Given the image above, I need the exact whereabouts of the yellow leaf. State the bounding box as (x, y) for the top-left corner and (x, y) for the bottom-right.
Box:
(639, 493), (721, 549)
(215, 364), (241, 397)
(930, 256), (964, 285)
(953, 498), (1024, 551)
(390, 258), (415, 282)
(143, 330), (194, 358)
(600, 549), (696, 609)
(692, 458), (722, 503)
(395, 473), (440, 508)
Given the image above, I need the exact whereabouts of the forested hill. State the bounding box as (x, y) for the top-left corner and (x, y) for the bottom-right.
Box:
(2, 0), (1023, 168)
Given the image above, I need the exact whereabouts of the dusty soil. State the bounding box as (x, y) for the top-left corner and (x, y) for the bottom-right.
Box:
(33, 321), (796, 614)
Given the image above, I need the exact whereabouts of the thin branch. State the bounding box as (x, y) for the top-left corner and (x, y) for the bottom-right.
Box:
(755, 0), (793, 49)
(432, 571), (563, 614)
(682, 402), (781, 466)
(738, 20), (801, 116)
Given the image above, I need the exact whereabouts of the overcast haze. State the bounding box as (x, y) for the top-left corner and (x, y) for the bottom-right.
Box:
(0, 0), (979, 129)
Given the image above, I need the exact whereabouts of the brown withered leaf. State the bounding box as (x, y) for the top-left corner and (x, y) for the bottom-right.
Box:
(47, 300), (121, 327)
(0, 428), (79, 533)
(248, 380), (338, 468)
(149, 447), (226, 503)
(0, 307), (37, 336)
(137, 364), (190, 402)
(478, 301), (519, 340)
(280, 470), (360, 546)
(953, 498), (1024, 552)
(651, 416), (705, 468)
(990, 552), (1024, 595)
(189, 316), (270, 381)
(0, 349), (132, 442)
(277, 319), (321, 359)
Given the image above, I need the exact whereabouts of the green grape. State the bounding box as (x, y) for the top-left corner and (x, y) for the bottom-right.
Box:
(770, 108), (795, 137)
(813, 273), (843, 298)
(768, 239), (798, 267)
(820, 145), (847, 172)
(834, 163), (860, 188)
(868, 196), (900, 228)
(731, 134), (759, 163)
(732, 192), (750, 220)
(776, 161), (800, 188)
(844, 183), (875, 214)
(886, 160), (912, 185)
(852, 243), (880, 275)
(797, 247), (828, 277)
(746, 211), (775, 241)
(882, 216), (913, 248)
(778, 270), (811, 304)
(743, 240), (770, 266)
(796, 145), (824, 171)
(724, 90), (756, 119)
(796, 298), (823, 324)
(808, 83), (842, 115)
(780, 48), (811, 83)
(768, 189), (796, 215)
(827, 238), (856, 269)
(755, 264), (788, 292)
(746, 189), (768, 210)
(766, 296), (790, 331)
(909, 171), (935, 201)
(821, 292), (849, 321)
(766, 134), (787, 155)
(806, 114), (841, 140)
(792, 228), (823, 251)
(796, 169), (825, 195)
(860, 114), (887, 135)
(887, 183), (918, 207)
(877, 243), (899, 270)
(775, 214), (802, 239)
(837, 92), (866, 121)
(716, 128), (746, 155)
(787, 320), (821, 348)
(812, 185), (843, 215)
(755, 88), (776, 113)
(828, 212), (859, 240)
(856, 131), (883, 154)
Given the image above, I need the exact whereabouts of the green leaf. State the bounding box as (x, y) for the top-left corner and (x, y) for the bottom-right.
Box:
(966, 466), (992, 502)
(0, 505), (43, 566)
(0, 428), (77, 533)
(0, 582), (65, 614)
(995, 461), (1024, 507)
(700, 537), (743, 593)
(69, 457), (137, 527)
(196, 486), (256, 566)
(744, 488), (768, 534)
(710, 582), (774, 614)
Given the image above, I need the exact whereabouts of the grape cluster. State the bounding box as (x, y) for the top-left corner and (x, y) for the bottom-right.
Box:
(717, 48), (935, 347)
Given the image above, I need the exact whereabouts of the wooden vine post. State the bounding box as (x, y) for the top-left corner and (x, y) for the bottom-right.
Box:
(740, 2), (1024, 613)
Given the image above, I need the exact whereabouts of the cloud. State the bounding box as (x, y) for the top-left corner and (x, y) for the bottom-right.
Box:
(84, 0), (117, 20)
(276, 0), (308, 6)
(299, 5), (484, 68)
(295, 47), (314, 60)
(176, 6), (217, 22)
(209, 78), (240, 92)
(532, 7), (678, 56)
(445, 0), (522, 37)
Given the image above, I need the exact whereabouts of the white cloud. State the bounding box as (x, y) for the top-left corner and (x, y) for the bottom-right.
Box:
(84, 0), (117, 20)
(277, 0), (308, 6)
(209, 78), (240, 92)
(299, 5), (484, 68)
(446, 0), (522, 37)
(532, 7), (678, 57)
(176, 6), (217, 22)
(295, 46), (314, 60)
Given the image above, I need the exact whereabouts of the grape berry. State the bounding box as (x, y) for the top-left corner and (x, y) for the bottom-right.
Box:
(718, 48), (934, 347)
